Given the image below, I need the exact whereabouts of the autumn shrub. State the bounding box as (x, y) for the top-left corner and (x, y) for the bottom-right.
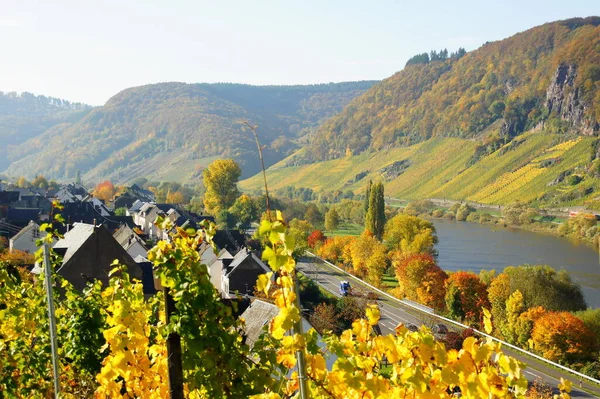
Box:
(531, 311), (597, 363)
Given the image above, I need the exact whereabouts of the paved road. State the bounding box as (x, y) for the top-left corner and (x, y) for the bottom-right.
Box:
(297, 256), (600, 398)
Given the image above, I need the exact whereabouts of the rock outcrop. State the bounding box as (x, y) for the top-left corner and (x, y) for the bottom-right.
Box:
(545, 64), (599, 135)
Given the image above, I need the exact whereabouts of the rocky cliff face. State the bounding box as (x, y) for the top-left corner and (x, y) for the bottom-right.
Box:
(545, 64), (599, 135)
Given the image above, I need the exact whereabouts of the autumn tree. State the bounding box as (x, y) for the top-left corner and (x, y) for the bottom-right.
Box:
(310, 303), (341, 335)
(94, 180), (116, 201)
(324, 206), (340, 231)
(166, 190), (185, 204)
(502, 290), (526, 344)
(31, 175), (49, 189)
(307, 230), (326, 249)
(229, 194), (259, 229)
(384, 214), (438, 255)
(514, 306), (546, 347)
(393, 253), (447, 311)
(364, 181), (385, 240)
(444, 271), (490, 325)
(531, 311), (597, 363)
(16, 176), (30, 188)
(348, 231), (388, 285)
(202, 159), (241, 215)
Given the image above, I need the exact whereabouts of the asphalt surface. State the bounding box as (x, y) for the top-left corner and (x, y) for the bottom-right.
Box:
(297, 255), (600, 398)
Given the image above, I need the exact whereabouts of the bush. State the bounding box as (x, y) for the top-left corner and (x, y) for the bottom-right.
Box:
(466, 212), (479, 222)
(432, 209), (444, 218)
(455, 203), (475, 221)
(443, 212), (455, 220)
(479, 213), (494, 223)
(567, 175), (582, 186)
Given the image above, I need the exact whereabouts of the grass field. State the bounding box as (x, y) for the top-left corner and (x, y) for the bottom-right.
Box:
(325, 222), (363, 237)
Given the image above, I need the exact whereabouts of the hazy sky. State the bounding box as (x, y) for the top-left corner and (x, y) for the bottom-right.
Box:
(1, 0), (598, 105)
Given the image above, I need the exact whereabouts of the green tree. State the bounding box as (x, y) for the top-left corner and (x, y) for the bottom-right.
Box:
(304, 203), (324, 226)
(384, 214), (437, 255)
(229, 194), (258, 229)
(502, 290), (525, 343)
(364, 182), (385, 240)
(202, 159), (241, 215)
(288, 218), (314, 257)
(324, 206), (340, 231)
(363, 179), (372, 214)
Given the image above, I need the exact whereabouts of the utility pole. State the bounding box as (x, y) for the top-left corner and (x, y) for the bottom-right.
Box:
(43, 243), (60, 399)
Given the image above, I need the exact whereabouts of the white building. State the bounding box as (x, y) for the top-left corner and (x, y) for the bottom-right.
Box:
(9, 221), (40, 254)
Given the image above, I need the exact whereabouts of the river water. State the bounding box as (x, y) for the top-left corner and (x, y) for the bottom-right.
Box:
(432, 219), (600, 308)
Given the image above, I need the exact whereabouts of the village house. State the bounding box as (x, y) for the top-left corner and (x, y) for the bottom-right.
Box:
(221, 247), (272, 298)
(9, 220), (40, 254)
(47, 222), (143, 291)
(113, 224), (148, 259)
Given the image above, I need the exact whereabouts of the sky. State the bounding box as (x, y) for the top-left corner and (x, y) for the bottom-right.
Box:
(0, 0), (598, 105)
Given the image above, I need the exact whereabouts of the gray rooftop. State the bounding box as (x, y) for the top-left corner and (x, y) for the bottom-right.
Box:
(53, 223), (95, 265)
(240, 300), (280, 349)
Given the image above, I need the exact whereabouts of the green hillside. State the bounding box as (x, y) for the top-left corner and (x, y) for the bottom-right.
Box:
(2, 81), (376, 182)
(242, 17), (600, 208)
(302, 17), (600, 163)
(241, 131), (600, 208)
(0, 91), (90, 170)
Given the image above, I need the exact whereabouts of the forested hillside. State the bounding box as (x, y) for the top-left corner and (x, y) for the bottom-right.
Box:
(302, 17), (600, 162)
(2, 81), (375, 182)
(0, 92), (90, 170)
(243, 18), (600, 208)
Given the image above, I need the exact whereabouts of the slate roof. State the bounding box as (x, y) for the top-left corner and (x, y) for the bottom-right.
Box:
(6, 207), (42, 224)
(240, 300), (280, 349)
(10, 221), (39, 242)
(128, 200), (144, 213)
(0, 191), (20, 205)
(53, 223), (96, 265)
(213, 230), (245, 254)
(113, 225), (147, 251)
(226, 248), (270, 277)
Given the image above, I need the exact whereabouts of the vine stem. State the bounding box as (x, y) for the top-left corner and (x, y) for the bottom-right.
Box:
(242, 121), (271, 221)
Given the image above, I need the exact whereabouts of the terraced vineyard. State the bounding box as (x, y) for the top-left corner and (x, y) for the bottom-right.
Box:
(241, 132), (600, 207)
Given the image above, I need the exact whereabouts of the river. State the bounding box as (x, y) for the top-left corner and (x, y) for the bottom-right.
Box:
(432, 219), (600, 308)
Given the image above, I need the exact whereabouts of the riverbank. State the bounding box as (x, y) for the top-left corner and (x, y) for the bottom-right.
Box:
(389, 197), (600, 249)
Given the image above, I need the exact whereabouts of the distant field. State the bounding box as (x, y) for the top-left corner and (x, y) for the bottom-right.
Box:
(325, 222), (362, 237)
(241, 132), (600, 208)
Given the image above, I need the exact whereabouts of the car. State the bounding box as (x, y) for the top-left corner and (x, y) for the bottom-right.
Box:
(432, 324), (448, 334)
(406, 324), (419, 332)
(340, 281), (351, 296)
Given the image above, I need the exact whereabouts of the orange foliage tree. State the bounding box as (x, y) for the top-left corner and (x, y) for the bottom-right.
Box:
(531, 311), (597, 363)
(445, 271), (490, 325)
(307, 230), (326, 249)
(166, 190), (185, 204)
(393, 253), (447, 311)
(316, 236), (354, 268)
(0, 250), (35, 268)
(94, 180), (116, 201)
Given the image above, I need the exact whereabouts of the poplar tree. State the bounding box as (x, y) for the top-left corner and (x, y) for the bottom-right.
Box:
(365, 182), (385, 240)
(363, 180), (372, 214)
